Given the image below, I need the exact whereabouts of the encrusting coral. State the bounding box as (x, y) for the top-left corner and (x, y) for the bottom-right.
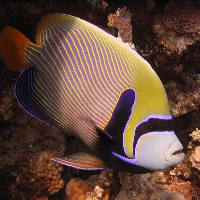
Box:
(164, 80), (200, 118)
(153, 0), (200, 55)
(16, 151), (64, 200)
(107, 7), (132, 43)
(116, 172), (163, 200)
(150, 1), (200, 119)
(0, 87), (17, 121)
(162, 1), (200, 34)
(148, 171), (168, 191)
(66, 178), (93, 200)
(170, 88), (200, 117)
(149, 171), (192, 200)
(66, 169), (117, 200)
(167, 181), (192, 200)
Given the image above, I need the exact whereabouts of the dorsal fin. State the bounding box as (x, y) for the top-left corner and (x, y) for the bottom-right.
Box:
(0, 26), (31, 71)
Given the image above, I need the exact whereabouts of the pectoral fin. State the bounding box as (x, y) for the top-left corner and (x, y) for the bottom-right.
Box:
(78, 116), (114, 151)
(51, 152), (107, 170)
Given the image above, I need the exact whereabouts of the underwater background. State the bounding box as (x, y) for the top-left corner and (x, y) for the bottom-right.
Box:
(0, 0), (199, 199)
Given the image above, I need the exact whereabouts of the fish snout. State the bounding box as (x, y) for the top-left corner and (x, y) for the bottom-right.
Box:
(163, 139), (185, 164)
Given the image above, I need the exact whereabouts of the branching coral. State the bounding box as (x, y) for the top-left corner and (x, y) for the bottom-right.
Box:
(189, 128), (200, 144)
(189, 146), (200, 171)
(188, 129), (200, 171)
(108, 7), (132, 43)
(94, 169), (117, 199)
(17, 151), (64, 200)
(171, 156), (191, 180)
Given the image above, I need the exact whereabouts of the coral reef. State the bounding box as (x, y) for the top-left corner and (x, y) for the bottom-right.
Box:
(0, 106), (66, 174)
(94, 169), (117, 199)
(167, 181), (192, 200)
(151, 0), (200, 73)
(173, 128), (200, 200)
(172, 156), (191, 180)
(170, 88), (200, 117)
(164, 80), (200, 117)
(0, 100), (67, 199)
(189, 146), (200, 171)
(153, 18), (197, 56)
(108, 7), (132, 43)
(153, 0), (200, 55)
(151, 2), (200, 117)
(0, 87), (17, 121)
(116, 172), (164, 200)
(66, 178), (93, 200)
(0, 1), (200, 200)
(127, 1), (200, 118)
(162, 1), (200, 34)
(188, 129), (200, 168)
(147, 128), (200, 200)
(148, 171), (168, 191)
(149, 171), (192, 200)
(166, 192), (184, 200)
(17, 151), (64, 200)
(66, 169), (118, 200)
(189, 128), (200, 143)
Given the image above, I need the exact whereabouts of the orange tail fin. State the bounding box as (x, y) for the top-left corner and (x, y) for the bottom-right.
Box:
(0, 26), (31, 71)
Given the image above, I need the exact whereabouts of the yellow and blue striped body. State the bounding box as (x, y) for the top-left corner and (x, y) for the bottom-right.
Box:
(0, 14), (184, 172)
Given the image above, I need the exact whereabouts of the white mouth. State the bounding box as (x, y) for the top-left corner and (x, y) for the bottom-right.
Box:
(164, 140), (185, 162)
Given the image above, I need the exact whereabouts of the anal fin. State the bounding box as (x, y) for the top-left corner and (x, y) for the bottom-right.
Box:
(51, 152), (107, 170)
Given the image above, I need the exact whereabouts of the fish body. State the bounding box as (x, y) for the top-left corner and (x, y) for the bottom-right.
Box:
(0, 14), (184, 173)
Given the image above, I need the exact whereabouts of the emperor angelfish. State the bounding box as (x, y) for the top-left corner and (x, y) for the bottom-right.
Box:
(0, 14), (184, 173)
